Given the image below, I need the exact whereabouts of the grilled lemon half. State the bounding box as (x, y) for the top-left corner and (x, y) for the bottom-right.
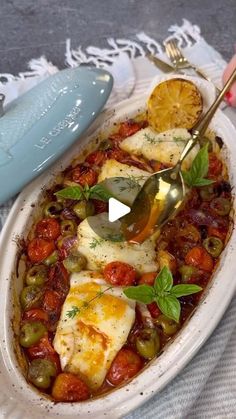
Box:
(147, 78), (203, 132)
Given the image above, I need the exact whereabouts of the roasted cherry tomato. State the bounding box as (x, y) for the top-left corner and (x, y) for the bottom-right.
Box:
(43, 290), (62, 314)
(118, 120), (142, 138)
(107, 148), (128, 162)
(92, 199), (108, 214)
(35, 217), (61, 240)
(47, 262), (70, 294)
(207, 226), (227, 241)
(23, 308), (49, 323)
(27, 238), (55, 263)
(208, 152), (222, 177)
(185, 246), (214, 272)
(85, 150), (106, 166)
(138, 272), (157, 285)
(147, 302), (161, 319)
(106, 348), (142, 386)
(104, 261), (136, 286)
(71, 166), (97, 186)
(52, 372), (90, 402)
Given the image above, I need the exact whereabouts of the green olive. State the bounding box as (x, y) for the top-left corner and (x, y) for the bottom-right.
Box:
(73, 200), (94, 220)
(155, 314), (179, 336)
(20, 321), (47, 348)
(43, 250), (59, 266)
(44, 201), (63, 218)
(178, 265), (199, 283)
(63, 253), (87, 272)
(20, 285), (43, 310)
(210, 197), (231, 216)
(28, 359), (56, 389)
(135, 328), (160, 359)
(60, 219), (77, 236)
(200, 185), (215, 201)
(99, 139), (113, 150)
(26, 265), (47, 286)
(203, 236), (223, 257)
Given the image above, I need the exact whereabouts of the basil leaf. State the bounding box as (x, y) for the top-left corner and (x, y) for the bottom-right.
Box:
(55, 186), (83, 200)
(124, 285), (155, 304)
(182, 170), (192, 186)
(190, 143), (209, 179)
(89, 184), (113, 201)
(171, 284), (202, 298)
(156, 295), (181, 323)
(154, 266), (173, 294)
(182, 144), (212, 188)
(190, 178), (214, 187)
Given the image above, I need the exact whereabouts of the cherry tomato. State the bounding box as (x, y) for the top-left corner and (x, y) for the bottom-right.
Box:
(208, 153), (222, 177)
(106, 348), (142, 386)
(27, 334), (61, 372)
(27, 238), (55, 263)
(71, 165), (97, 186)
(207, 226), (227, 241)
(47, 262), (70, 294)
(138, 272), (157, 285)
(147, 302), (161, 318)
(185, 246), (214, 272)
(107, 148), (128, 162)
(92, 199), (108, 214)
(85, 150), (106, 166)
(52, 372), (90, 402)
(23, 308), (49, 323)
(104, 261), (136, 286)
(118, 120), (142, 138)
(43, 289), (62, 313)
(35, 218), (61, 240)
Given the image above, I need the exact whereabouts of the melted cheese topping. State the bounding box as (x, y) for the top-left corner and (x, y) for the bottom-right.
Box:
(77, 213), (158, 273)
(120, 127), (199, 170)
(53, 271), (135, 390)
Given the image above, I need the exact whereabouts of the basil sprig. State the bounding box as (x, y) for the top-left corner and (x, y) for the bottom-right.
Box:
(55, 184), (113, 202)
(182, 143), (214, 187)
(124, 266), (202, 323)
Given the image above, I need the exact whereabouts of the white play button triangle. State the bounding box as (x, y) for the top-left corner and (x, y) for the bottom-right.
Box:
(108, 197), (131, 222)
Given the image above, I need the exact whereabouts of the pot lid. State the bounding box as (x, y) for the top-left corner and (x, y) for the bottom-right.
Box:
(0, 67), (113, 204)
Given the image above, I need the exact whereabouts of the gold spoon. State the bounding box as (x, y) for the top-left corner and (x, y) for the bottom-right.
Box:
(121, 68), (236, 243)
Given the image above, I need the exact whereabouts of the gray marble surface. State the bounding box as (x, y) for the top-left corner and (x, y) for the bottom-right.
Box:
(1, 0), (236, 75)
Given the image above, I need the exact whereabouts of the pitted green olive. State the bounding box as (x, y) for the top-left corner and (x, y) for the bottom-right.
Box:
(60, 219), (77, 236)
(20, 321), (46, 348)
(63, 253), (87, 273)
(44, 201), (63, 218)
(203, 236), (223, 257)
(26, 265), (47, 286)
(178, 265), (199, 283)
(43, 250), (59, 266)
(135, 328), (160, 359)
(20, 285), (43, 310)
(155, 314), (179, 336)
(28, 359), (56, 389)
(73, 201), (94, 220)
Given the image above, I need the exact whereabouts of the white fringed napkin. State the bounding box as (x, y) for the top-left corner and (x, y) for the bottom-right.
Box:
(1, 19), (236, 419)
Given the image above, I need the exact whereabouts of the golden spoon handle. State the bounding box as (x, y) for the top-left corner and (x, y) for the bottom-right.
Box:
(178, 67), (236, 166)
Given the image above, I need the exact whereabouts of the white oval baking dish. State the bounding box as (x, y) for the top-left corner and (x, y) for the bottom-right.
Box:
(0, 77), (235, 418)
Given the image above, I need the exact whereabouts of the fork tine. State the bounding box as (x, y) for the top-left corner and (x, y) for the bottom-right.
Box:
(164, 41), (175, 61)
(168, 40), (182, 60)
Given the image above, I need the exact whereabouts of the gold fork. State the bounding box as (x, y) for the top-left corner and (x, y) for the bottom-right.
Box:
(164, 40), (220, 92)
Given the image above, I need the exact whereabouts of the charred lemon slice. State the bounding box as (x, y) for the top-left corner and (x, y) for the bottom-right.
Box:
(147, 78), (203, 132)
